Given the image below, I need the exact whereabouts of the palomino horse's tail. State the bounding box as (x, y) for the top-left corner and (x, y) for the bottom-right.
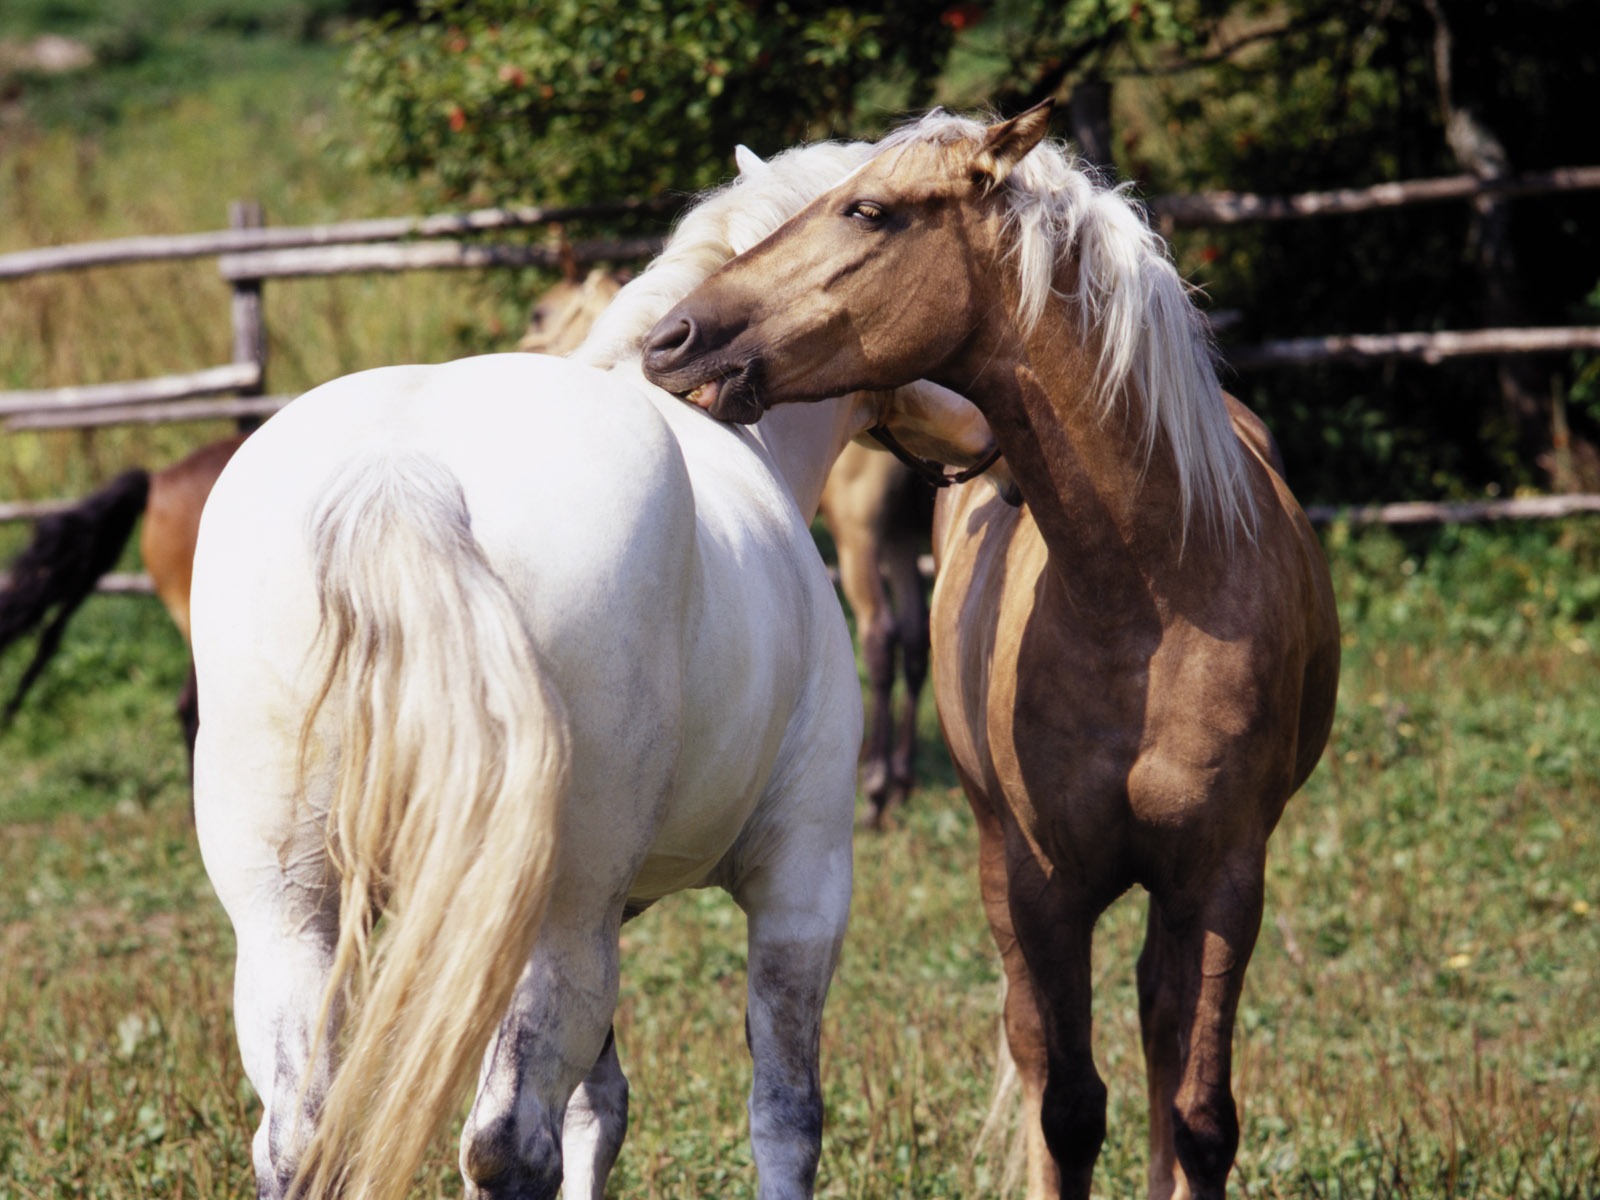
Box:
(292, 452), (571, 1200)
(974, 980), (1027, 1195)
(0, 469), (150, 722)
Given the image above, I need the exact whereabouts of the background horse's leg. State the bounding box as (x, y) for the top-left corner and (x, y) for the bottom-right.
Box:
(1154, 848), (1266, 1200)
(459, 916), (622, 1200)
(881, 528), (928, 812)
(733, 828), (852, 1199)
(561, 1026), (629, 1200)
(830, 519), (897, 826)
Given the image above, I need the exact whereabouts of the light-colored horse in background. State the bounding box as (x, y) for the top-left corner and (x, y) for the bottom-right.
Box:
(191, 136), (997, 1200)
(642, 103), (1340, 1200)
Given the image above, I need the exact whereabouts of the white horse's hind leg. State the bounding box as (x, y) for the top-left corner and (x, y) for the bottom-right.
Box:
(194, 734), (339, 1197)
(459, 921), (622, 1199)
(733, 824), (853, 1200)
(560, 1027), (629, 1200)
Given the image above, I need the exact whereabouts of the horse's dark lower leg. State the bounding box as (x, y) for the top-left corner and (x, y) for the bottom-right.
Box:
(1168, 852), (1266, 1200)
(859, 615), (898, 826)
(1138, 897), (1186, 1200)
(1007, 850), (1109, 1200)
(177, 661), (199, 779)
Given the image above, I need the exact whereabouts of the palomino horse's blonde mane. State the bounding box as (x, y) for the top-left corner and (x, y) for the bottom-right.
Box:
(879, 111), (1259, 546)
(574, 141), (876, 371)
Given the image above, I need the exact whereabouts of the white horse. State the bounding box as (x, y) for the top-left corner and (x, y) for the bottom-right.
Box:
(190, 140), (999, 1200)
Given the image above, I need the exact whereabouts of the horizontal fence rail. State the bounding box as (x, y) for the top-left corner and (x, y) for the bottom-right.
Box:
(217, 235), (664, 281)
(5, 395), (291, 433)
(1227, 326), (1600, 369)
(0, 197), (681, 281)
(0, 362), (261, 418)
(1150, 164), (1600, 227)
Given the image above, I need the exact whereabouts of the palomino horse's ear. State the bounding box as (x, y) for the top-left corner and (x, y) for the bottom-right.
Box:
(734, 144), (770, 180)
(971, 98), (1054, 188)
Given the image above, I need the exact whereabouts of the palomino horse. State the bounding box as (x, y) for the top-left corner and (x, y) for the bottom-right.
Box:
(0, 434), (246, 749)
(641, 103), (1341, 1199)
(191, 136), (998, 1200)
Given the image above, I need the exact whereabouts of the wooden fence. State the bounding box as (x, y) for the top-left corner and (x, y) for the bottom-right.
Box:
(3, 163), (1600, 549)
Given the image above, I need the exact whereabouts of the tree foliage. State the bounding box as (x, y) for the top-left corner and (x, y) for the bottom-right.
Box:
(344, 0), (956, 206)
(344, 0), (1600, 501)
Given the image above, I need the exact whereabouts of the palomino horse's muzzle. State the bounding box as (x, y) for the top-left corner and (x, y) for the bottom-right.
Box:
(642, 313), (767, 425)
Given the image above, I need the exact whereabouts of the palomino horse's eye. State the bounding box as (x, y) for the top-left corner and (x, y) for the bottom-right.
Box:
(845, 200), (887, 225)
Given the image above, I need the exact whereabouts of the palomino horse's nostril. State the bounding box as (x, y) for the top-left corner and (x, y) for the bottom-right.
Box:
(644, 316), (698, 368)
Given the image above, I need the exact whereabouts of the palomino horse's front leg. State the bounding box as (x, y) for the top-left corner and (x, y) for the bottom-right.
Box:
(733, 826), (853, 1199)
(1139, 848), (1266, 1200)
(459, 918), (622, 1200)
(992, 812), (1122, 1200)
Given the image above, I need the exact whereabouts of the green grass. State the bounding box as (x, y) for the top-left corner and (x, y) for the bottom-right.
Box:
(2, 523), (1598, 1197)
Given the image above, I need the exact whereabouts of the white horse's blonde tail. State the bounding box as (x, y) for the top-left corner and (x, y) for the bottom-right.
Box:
(291, 452), (571, 1200)
(974, 980), (1027, 1196)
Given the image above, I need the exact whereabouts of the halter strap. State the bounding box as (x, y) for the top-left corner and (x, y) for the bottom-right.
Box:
(866, 425), (1004, 490)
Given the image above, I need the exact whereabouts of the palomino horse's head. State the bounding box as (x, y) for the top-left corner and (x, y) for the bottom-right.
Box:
(642, 103), (1053, 420)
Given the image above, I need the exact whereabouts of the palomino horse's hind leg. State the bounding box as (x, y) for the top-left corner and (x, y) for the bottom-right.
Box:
(560, 1027), (629, 1200)
(733, 829), (852, 1199)
(459, 916), (622, 1200)
(1138, 850), (1266, 1200)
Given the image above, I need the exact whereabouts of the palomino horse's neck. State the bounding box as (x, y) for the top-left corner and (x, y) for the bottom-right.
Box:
(963, 287), (1208, 618)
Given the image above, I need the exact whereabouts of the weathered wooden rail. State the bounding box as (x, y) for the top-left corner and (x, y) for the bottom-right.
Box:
(3, 164), (1600, 546)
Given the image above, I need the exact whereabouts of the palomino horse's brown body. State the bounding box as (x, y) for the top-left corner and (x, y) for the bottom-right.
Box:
(642, 104), (1340, 1199)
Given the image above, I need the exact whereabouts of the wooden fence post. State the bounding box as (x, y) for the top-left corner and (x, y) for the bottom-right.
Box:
(229, 200), (267, 432)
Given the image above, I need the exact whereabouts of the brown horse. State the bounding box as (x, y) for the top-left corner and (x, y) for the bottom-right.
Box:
(0, 434), (246, 752)
(641, 103), (1340, 1199)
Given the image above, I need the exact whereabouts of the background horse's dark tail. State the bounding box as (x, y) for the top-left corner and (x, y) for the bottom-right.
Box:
(0, 469), (150, 721)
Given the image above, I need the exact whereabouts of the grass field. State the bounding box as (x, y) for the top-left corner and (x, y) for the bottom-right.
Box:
(3, 11), (1599, 1198)
(2, 521), (1598, 1198)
